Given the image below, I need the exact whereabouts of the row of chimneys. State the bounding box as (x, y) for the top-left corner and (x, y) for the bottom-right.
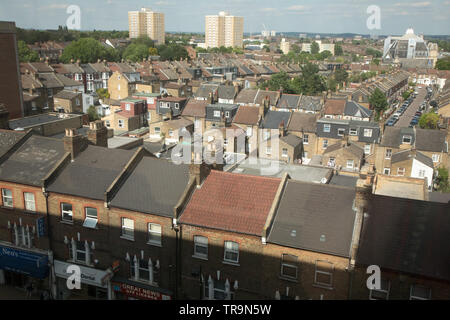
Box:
(63, 120), (108, 160)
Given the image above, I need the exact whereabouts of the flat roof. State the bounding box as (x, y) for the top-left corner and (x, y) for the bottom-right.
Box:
(9, 113), (81, 130)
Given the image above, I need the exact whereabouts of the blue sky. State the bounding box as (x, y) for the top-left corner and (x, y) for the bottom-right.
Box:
(0, 0), (449, 35)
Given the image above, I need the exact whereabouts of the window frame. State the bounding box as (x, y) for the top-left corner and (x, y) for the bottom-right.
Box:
(337, 128), (345, 136)
(323, 124), (331, 133)
(1, 188), (13, 208)
(223, 241), (239, 264)
(193, 236), (208, 259)
(322, 139), (328, 149)
(121, 217), (134, 240)
(402, 135), (412, 144)
(363, 128), (373, 137)
(432, 154), (440, 163)
(118, 119), (125, 128)
(349, 128), (358, 136)
(83, 207), (98, 229)
(369, 279), (390, 300)
(314, 260), (334, 288)
(23, 192), (36, 212)
(147, 223), (162, 246)
(303, 134), (309, 144)
(280, 254), (298, 280)
(397, 167), (405, 176)
(61, 202), (73, 222)
(410, 285), (431, 300)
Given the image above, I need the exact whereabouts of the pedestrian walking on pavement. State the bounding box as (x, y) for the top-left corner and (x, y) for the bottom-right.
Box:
(26, 282), (33, 298)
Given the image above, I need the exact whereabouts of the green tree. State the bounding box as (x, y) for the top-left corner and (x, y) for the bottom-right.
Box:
(295, 63), (326, 95)
(435, 57), (450, 70)
(60, 38), (119, 63)
(327, 78), (338, 92)
(310, 41), (320, 54)
(369, 88), (388, 120)
(436, 167), (450, 192)
(334, 69), (348, 84)
(87, 105), (100, 121)
(157, 44), (189, 61)
(17, 40), (39, 62)
(418, 112), (439, 129)
(365, 48), (382, 58)
(402, 90), (411, 100)
(334, 44), (343, 56)
(372, 58), (380, 66)
(96, 88), (110, 100)
(260, 72), (293, 92)
(123, 43), (149, 62)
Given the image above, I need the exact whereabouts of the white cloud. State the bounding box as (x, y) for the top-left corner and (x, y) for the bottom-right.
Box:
(260, 7), (276, 12)
(287, 5), (307, 11)
(38, 4), (69, 11)
(394, 1), (431, 7)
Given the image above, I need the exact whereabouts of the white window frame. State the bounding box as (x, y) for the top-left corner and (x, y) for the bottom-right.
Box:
(125, 103), (131, 111)
(154, 127), (161, 134)
(118, 119), (124, 128)
(174, 103), (180, 109)
(24, 192), (36, 212)
(266, 146), (272, 155)
(225, 111), (230, 118)
(323, 124), (331, 133)
(280, 254), (298, 280)
(1, 189), (13, 208)
(397, 167), (405, 176)
(282, 148), (288, 157)
(385, 148), (392, 159)
(322, 139), (328, 149)
(383, 168), (391, 175)
(121, 218), (134, 240)
(432, 154), (440, 163)
(214, 110), (221, 117)
(148, 223), (162, 246)
(105, 120), (110, 127)
(223, 241), (239, 264)
(349, 128), (358, 136)
(402, 135), (412, 144)
(83, 207), (98, 229)
(194, 236), (208, 259)
(303, 134), (309, 144)
(337, 128), (345, 136)
(61, 203), (73, 222)
(346, 159), (354, 169)
(246, 127), (253, 137)
(363, 128), (373, 137)
(364, 144), (371, 155)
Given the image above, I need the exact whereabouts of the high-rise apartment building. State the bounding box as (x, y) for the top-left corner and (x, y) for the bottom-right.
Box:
(128, 8), (165, 45)
(205, 12), (243, 49)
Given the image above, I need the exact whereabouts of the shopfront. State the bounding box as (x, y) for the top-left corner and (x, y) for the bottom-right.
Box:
(54, 260), (112, 300)
(0, 243), (49, 290)
(112, 277), (172, 300)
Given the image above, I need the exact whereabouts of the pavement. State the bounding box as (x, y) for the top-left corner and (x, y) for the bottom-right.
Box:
(395, 86), (427, 127)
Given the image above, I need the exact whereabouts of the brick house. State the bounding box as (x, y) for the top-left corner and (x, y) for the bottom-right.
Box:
(323, 140), (365, 172)
(177, 171), (283, 300)
(102, 99), (147, 134)
(108, 71), (136, 100)
(53, 90), (83, 113)
(287, 113), (318, 164)
(181, 99), (208, 134)
(232, 105), (262, 157)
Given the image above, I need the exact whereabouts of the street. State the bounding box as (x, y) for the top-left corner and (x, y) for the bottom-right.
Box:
(395, 86), (428, 127)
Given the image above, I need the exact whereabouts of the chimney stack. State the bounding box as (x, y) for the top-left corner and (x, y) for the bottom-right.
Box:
(189, 152), (211, 187)
(63, 128), (88, 160)
(87, 120), (108, 147)
(279, 120), (285, 137)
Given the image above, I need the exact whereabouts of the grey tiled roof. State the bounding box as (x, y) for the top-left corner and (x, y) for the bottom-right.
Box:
(261, 110), (291, 129)
(110, 157), (190, 217)
(0, 130), (26, 158)
(0, 135), (66, 186)
(268, 180), (356, 257)
(47, 145), (136, 200)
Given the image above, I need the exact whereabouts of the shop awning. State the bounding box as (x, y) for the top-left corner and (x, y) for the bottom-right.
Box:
(0, 244), (49, 279)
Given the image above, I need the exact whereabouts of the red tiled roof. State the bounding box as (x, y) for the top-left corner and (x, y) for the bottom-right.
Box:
(179, 171), (281, 236)
(324, 99), (346, 115)
(233, 106), (260, 125)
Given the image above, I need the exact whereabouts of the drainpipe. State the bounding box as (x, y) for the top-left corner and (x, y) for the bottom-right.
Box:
(44, 191), (56, 300)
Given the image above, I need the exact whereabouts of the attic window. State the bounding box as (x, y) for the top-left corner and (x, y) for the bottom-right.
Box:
(349, 128), (357, 136)
(402, 135), (412, 144)
(337, 128), (345, 136)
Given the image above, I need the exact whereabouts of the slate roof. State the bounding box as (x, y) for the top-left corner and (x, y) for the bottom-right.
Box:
(54, 90), (80, 100)
(344, 101), (372, 118)
(324, 142), (364, 158)
(37, 73), (64, 88)
(277, 94), (301, 109)
(287, 113), (317, 133)
(255, 90), (280, 106)
(0, 130), (26, 158)
(280, 134), (302, 148)
(179, 171), (281, 236)
(357, 194), (450, 281)
(261, 110), (291, 129)
(381, 127), (415, 148)
(0, 135), (66, 186)
(110, 157), (190, 217)
(299, 96), (322, 112)
(391, 150), (434, 168)
(268, 180), (356, 257)
(194, 83), (219, 99)
(235, 89), (258, 104)
(232, 106), (260, 125)
(182, 99), (208, 118)
(415, 128), (447, 153)
(218, 85), (236, 100)
(47, 146), (136, 200)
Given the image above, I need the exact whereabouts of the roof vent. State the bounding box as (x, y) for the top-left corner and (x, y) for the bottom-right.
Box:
(290, 230), (297, 237)
(320, 234), (326, 242)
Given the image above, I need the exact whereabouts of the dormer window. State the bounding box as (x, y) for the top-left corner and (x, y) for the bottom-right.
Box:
(214, 110), (221, 117)
(402, 135), (412, 144)
(125, 103), (131, 111)
(225, 111), (230, 118)
(364, 129), (373, 137)
(337, 128), (345, 136)
(174, 103), (180, 109)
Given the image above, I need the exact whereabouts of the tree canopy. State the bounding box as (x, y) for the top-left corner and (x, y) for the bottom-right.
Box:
(369, 88), (388, 120)
(419, 112), (439, 129)
(435, 57), (450, 70)
(60, 38), (119, 63)
(334, 44), (343, 56)
(310, 41), (320, 54)
(17, 40), (39, 62)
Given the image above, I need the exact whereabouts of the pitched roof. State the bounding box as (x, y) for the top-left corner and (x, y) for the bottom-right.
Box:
(182, 99), (208, 118)
(391, 150), (434, 168)
(344, 101), (372, 118)
(235, 88), (258, 104)
(299, 96), (322, 112)
(0, 130), (26, 158)
(357, 194), (450, 281)
(218, 85), (236, 100)
(195, 83), (219, 99)
(47, 146), (136, 200)
(287, 113), (317, 133)
(268, 180), (356, 257)
(232, 106), (260, 125)
(255, 90), (280, 106)
(415, 128), (447, 152)
(179, 171), (281, 236)
(280, 134), (302, 148)
(324, 99), (346, 115)
(109, 157), (190, 217)
(0, 135), (66, 186)
(54, 90), (80, 100)
(277, 94), (301, 109)
(261, 110), (291, 129)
